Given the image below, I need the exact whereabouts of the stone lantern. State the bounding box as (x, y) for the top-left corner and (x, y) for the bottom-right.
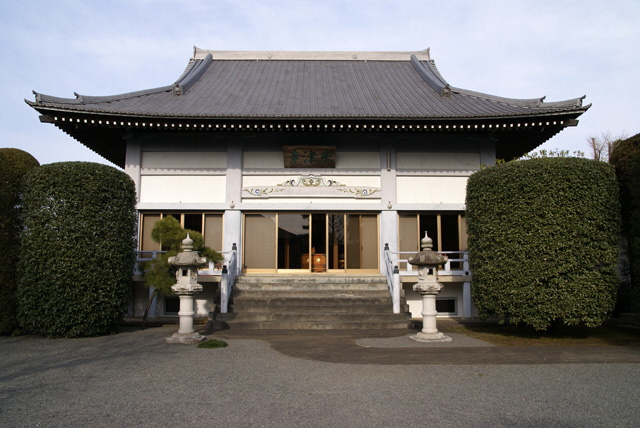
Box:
(165, 234), (207, 344)
(408, 232), (452, 343)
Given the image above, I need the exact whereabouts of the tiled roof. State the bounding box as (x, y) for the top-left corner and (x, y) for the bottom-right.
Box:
(27, 48), (590, 166)
(29, 49), (587, 120)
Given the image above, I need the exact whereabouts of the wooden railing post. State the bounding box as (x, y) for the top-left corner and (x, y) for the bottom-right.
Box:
(393, 265), (400, 314)
(219, 244), (238, 314)
(220, 264), (229, 314)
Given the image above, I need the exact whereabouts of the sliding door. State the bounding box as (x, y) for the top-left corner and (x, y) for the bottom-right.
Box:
(244, 214), (277, 271)
(244, 212), (378, 273)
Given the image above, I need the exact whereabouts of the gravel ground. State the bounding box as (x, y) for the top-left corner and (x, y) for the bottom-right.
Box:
(1, 325), (639, 428)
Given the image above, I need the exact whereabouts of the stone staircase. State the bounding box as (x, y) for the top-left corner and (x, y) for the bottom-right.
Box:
(214, 274), (412, 330)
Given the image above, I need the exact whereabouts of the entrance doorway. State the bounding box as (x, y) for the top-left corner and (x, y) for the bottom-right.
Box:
(243, 213), (379, 273)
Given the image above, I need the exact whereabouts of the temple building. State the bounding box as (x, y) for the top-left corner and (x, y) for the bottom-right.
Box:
(27, 47), (589, 327)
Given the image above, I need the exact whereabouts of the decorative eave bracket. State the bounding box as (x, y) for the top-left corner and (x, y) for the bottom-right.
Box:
(242, 174), (380, 199)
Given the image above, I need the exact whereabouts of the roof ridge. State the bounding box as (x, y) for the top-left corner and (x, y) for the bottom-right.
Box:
(193, 46), (431, 61)
(29, 55), (216, 104)
(537, 95), (587, 108)
(30, 85), (174, 105)
(410, 55), (451, 96)
(451, 87), (586, 109)
(173, 53), (213, 95)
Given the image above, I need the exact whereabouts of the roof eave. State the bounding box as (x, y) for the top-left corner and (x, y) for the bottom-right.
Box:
(32, 106), (587, 169)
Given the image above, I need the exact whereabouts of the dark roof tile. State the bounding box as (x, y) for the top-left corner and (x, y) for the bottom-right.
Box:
(29, 50), (588, 120)
(27, 49), (590, 166)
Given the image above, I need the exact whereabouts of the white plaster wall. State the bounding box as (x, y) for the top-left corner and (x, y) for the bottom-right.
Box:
(396, 152), (480, 170)
(336, 152), (380, 169)
(330, 175), (380, 187)
(242, 175), (299, 187)
(404, 282), (464, 318)
(243, 151), (283, 168)
(139, 176), (226, 203)
(195, 284), (217, 317)
(141, 151), (227, 169)
(396, 177), (468, 204)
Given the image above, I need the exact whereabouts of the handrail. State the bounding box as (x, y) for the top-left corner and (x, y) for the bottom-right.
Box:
(390, 250), (470, 277)
(383, 244), (401, 313)
(134, 250), (166, 275)
(220, 243), (238, 314)
(135, 250), (229, 276)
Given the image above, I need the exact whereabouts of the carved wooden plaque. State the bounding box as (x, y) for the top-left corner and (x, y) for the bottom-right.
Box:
(284, 146), (335, 168)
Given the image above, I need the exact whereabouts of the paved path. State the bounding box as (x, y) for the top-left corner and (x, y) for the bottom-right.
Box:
(214, 328), (640, 365)
(1, 325), (639, 427)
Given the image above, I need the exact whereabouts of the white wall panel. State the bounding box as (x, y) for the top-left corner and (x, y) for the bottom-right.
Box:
(140, 176), (226, 203)
(336, 152), (380, 168)
(396, 177), (468, 204)
(243, 151), (283, 168)
(141, 151), (226, 169)
(396, 152), (479, 170)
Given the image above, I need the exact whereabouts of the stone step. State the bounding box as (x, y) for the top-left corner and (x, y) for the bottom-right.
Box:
(217, 274), (411, 330)
(216, 320), (413, 330)
(232, 289), (393, 298)
(235, 275), (387, 290)
(231, 296), (395, 307)
(235, 283), (389, 291)
(230, 302), (409, 313)
(228, 312), (408, 322)
(235, 274), (388, 285)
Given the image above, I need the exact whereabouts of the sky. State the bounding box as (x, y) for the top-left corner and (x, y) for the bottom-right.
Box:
(1, 0), (638, 168)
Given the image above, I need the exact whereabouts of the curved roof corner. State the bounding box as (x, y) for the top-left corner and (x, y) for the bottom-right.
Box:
(173, 53), (213, 95)
(410, 54), (451, 96)
(538, 95), (587, 108)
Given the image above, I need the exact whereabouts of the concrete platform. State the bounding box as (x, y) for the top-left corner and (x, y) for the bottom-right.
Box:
(209, 326), (640, 365)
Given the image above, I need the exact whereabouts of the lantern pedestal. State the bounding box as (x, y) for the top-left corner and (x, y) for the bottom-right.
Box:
(411, 289), (452, 343)
(166, 291), (206, 344)
(165, 234), (207, 344)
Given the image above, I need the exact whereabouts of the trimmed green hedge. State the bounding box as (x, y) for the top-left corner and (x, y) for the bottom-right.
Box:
(466, 157), (621, 330)
(610, 133), (640, 310)
(18, 162), (137, 337)
(0, 149), (40, 334)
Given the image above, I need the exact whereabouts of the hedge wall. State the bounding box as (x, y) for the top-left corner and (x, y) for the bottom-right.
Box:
(466, 157), (621, 330)
(18, 162), (137, 337)
(0, 149), (39, 334)
(610, 133), (640, 310)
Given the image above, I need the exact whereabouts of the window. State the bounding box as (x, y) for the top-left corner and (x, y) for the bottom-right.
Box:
(139, 212), (224, 252)
(398, 212), (467, 253)
(436, 298), (457, 315)
(398, 212), (467, 269)
(164, 297), (180, 314)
